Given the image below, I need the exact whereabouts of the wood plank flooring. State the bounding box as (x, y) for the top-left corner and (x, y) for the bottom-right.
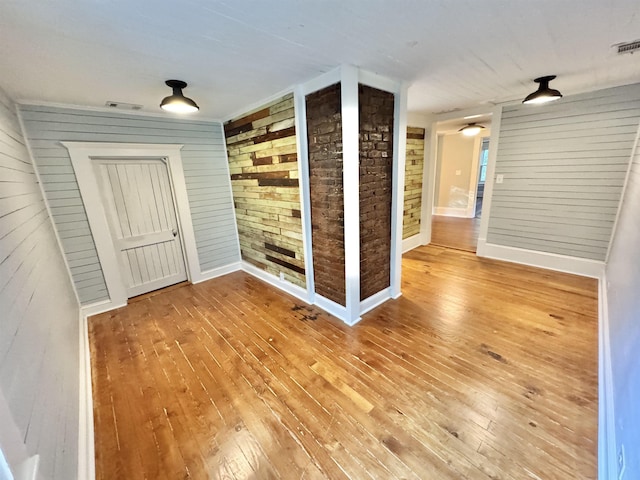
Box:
(89, 245), (598, 480)
(431, 215), (481, 252)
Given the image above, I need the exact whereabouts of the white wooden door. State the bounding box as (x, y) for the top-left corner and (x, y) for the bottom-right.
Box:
(94, 158), (187, 298)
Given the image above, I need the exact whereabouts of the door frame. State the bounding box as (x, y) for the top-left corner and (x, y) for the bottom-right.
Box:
(63, 142), (201, 310)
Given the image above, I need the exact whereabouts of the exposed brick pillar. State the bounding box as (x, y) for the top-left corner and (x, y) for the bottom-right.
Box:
(359, 85), (394, 300)
(305, 84), (346, 306)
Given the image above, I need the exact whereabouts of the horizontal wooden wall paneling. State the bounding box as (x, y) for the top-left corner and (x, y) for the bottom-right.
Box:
(487, 83), (640, 262)
(403, 126), (425, 240)
(0, 89), (80, 480)
(224, 93), (305, 287)
(20, 104), (238, 304)
(499, 122), (640, 139)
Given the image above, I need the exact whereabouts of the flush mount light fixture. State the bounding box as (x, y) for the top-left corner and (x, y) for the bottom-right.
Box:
(458, 123), (485, 136)
(160, 80), (199, 113)
(523, 75), (563, 105)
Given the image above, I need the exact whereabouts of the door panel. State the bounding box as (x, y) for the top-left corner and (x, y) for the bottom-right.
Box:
(95, 159), (187, 298)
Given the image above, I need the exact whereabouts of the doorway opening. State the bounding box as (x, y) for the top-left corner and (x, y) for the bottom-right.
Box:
(475, 137), (490, 218)
(64, 142), (201, 312)
(430, 114), (491, 252)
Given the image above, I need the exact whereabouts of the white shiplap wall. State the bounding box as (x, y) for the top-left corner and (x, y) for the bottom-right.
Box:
(605, 120), (640, 479)
(0, 89), (79, 479)
(20, 105), (239, 305)
(487, 84), (640, 261)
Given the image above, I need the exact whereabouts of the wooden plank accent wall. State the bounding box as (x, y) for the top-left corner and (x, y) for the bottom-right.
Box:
(488, 84), (640, 261)
(0, 88), (80, 479)
(359, 85), (394, 300)
(403, 126), (425, 239)
(20, 105), (238, 304)
(224, 94), (305, 287)
(306, 84), (346, 306)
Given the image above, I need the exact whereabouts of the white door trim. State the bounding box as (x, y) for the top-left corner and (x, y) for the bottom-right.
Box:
(62, 142), (200, 309)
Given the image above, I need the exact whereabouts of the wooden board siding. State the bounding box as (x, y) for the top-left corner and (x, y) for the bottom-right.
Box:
(306, 84), (346, 306)
(487, 84), (640, 261)
(224, 94), (305, 287)
(359, 85), (394, 300)
(20, 105), (238, 305)
(605, 113), (640, 474)
(0, 88), (80, 479)
(403, 127), (425, 239)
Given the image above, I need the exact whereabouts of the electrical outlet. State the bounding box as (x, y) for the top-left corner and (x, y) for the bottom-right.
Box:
(496, 174), (504, 184)
(279, 272), (285, 281)
(618, 444), (626, 479)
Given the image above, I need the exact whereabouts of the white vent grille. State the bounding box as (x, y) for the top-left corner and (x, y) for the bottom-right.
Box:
(105, 101), (143, 110)
(616, 40), (640, 55)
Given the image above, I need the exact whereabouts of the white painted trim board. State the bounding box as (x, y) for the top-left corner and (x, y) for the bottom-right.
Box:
(477, 241), (605, 279)
(192, 262), (242, 284)
(293, 85), (316, 303)
(360, 288), (392, 316)
(340, 65), (362, 324)
(240, 261), (311, 305)
(477, 105), (503, 244)
(315, 294), (359, 326)
(598, 273), (618, 480)
(78, 311), (95, 480)
(63, 142), (202, 307)
(390, 82), (409, 299)
(402, 234), (424, 253)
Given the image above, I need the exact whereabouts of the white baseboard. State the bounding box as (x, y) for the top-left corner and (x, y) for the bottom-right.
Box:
(80, 299), (127, 318)
(432, 207), (472, 218)
(14, 455), (39, 480)
(360, 288), (392, 316)
(402, 234), (423, 253)
(240, 261), (311, 305)
(192, 261), (241, 284)
(81, 262), (242, 317)
(78, 311), (95, 480)
(598, 273), (617, 480)
(314, 294), (350, 323)
(312, 294), (363, 326)
(477, 239), (605, 278)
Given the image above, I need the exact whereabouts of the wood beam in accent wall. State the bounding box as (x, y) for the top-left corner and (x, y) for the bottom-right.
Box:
(224, 94), (306, 287)
(403, 127), (425, 239)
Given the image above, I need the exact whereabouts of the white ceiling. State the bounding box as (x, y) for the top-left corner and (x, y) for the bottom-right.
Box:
(1, 0), (640, 120)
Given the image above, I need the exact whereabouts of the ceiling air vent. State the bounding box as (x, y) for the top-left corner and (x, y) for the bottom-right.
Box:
(105, 101), (143, 110)
(616, 40), (640, 55)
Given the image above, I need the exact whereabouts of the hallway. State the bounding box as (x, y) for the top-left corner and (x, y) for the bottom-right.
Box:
(431, 215), (481, 252)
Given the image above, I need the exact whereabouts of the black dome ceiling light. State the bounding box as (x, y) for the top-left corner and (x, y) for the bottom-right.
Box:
(523, 75), (563, 105)
(458, 123), (485, 136)
(160, 80), (199, 113)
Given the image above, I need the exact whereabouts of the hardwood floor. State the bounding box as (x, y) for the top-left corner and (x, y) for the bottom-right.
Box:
(89, 245), (598, 480)
(431, 215), (481, 252)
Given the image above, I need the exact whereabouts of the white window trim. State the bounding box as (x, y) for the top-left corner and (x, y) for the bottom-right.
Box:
(62, 142), (201, 310)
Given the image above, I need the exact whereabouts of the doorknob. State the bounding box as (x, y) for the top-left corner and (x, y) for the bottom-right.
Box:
(172, 229), (178, 237)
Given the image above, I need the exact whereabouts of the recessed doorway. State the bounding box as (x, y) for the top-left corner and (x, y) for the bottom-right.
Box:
(430, 114), (491, 252)
(94, 158), (188, 298)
